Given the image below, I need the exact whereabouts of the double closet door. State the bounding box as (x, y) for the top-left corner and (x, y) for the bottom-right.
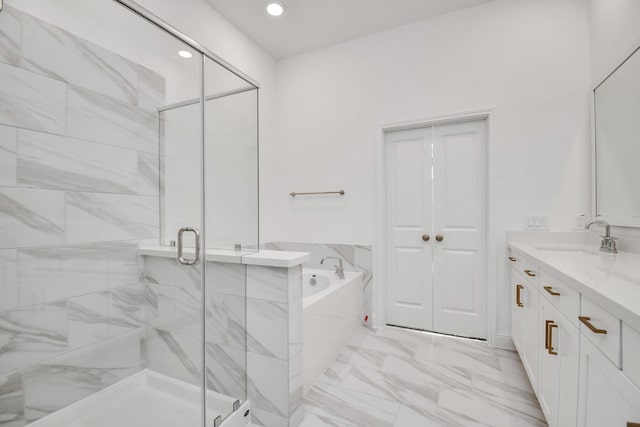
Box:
(385, 120), (487, 339)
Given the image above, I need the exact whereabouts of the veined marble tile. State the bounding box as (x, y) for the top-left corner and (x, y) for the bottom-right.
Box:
(145, 328), (201, 387)
(67, 292), (110, 350)
(0, 5), (22, 67)
(0, 370), (24, 427)
(145, 284), (176, 329)
(20, 13), (139, 105)
(18, 241), (139, 306)
(206, 292), (246, 350)
(206, 262), (246, 297)
(247, 299), (288, 360)
(65, 192), (159, 242)
(205, 343), (246, 400)
(171, 287), (201, 339)
(289, 353), (303, 418)
(175, 263), (202, 291)
(143, 256), (176, 287)
(66, 86), (159, 154)
(246, 265), (288, 303)
(138, 152), (160, 196)
(0, 125), (17, 186)
(247, 351), (289, 418)
(0, 188), (65, 249)
(22, 332), (142, 423)
(0, 62), (66, 134)
(0, 302), (67, 374)
(288, 265), (302, 302)
(108, 284), (145, 338)
(137, 65), (165, 111)
(289, 297), (302, 358)
(304, 382), (399, 427)
(251, 407), (289, 427)
(17, 129), (138, 194)
(437, 386), (547, 427)
(0, 250), (18, 311)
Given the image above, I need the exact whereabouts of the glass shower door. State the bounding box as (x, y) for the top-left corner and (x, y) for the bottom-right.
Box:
(0, 0), (207, 425)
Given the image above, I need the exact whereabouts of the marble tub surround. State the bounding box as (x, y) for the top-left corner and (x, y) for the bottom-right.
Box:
(301, 325), (545, 427)
(508, 231), (640, 331)
(246, 264), (304, 427)
(0, 5), (164, 425)
(260, 242), (373, 327)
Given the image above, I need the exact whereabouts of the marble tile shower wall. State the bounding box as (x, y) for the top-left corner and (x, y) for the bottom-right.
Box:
(0, 6), (164, 426)
(261, 242), (373, 327)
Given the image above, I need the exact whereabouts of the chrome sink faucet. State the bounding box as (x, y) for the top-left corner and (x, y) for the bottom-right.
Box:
(585, 220), (618, 254)
(320, 256), (345, 279)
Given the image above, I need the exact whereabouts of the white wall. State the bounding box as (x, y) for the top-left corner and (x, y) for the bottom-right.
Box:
(272, 0), (593, 343)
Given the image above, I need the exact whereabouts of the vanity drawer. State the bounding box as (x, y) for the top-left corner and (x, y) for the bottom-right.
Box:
(580, 296), (621, 368)
(623, 323), (640, 389)
(507, 249), (522, 272)
(539, 268), (580, 327)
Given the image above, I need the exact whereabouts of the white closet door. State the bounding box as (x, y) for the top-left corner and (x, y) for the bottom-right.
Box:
(432, 120), (487, 339)
(385, 127), (433, 330)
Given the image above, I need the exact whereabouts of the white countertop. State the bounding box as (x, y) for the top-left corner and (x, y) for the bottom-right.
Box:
(139, 245), (310, 268)
(508, 232), (640, 331)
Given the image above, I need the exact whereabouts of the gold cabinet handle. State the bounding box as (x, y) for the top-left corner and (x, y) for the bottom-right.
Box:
(435, 234), (444, 242)
(543, 286), (561, 296)
(579, 316), (607, 334)
(545, 320), (552, 350)
(508, 256), (517, 262)
(548, 322), (558, 355)
(422, 234), (430, 242)
(516, 285), (524, 307)
(524, 269), (536, 277)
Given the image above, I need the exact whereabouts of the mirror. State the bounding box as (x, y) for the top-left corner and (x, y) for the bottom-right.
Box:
(594, 45), (640, 226)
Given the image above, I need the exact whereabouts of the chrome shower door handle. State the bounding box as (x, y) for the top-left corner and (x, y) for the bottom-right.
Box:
(177, 227), (201, 265)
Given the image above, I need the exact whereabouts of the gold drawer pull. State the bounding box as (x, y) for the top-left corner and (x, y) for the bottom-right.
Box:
(508, 256), (517, 262)
(548, 322), (558, 355)
(543, 286), (560, 296)
(516, 285), (524, 307)
(524, 269), (536, 277)
(545, 320), (552, 350)
(579, 316), (607, 334)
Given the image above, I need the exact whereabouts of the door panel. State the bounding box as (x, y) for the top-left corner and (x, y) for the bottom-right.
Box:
(385, 127), (432, 330)
(385, 120), (486, 339)
(433, 120), (487, 338)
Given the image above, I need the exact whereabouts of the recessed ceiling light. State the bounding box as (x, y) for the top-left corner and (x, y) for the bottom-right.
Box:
(266, 1), (285, 17)
(178, 50), (193, 59)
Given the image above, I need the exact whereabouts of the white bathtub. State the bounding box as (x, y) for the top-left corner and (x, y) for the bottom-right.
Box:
(302, 268), (363, 394)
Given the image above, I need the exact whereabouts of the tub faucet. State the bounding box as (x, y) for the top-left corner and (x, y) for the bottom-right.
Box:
(320, 256), (345, 279)
(585, 220), (618, 254)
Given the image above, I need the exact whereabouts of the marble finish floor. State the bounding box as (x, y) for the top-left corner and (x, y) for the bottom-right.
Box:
(300, 326), (547, 427)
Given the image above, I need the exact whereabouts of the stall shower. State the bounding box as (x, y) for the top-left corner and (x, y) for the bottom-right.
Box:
(0, 1), (258, 426)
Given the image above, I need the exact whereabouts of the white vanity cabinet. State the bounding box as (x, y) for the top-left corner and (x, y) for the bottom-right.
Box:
(508, 244), (640, 427)
(577, 336), (640, 427)
(510, 252), (539, 388)
(538, 292), (579, 427)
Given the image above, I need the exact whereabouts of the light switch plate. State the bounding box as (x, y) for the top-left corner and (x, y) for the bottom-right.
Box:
(525, 215), (550, 230)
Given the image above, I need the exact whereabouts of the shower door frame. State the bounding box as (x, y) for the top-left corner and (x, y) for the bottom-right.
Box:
(111, 1), (260, 426)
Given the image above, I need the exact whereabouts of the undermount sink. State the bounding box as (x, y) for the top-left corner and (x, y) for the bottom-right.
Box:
(534, 246), (600, 256)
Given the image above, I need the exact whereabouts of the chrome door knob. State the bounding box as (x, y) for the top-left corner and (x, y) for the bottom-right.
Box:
(435, 234), (444, 242)
(422, 234), (430, 242)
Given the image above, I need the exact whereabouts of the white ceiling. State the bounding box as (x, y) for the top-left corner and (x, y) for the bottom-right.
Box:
(204, 0), (495, 59)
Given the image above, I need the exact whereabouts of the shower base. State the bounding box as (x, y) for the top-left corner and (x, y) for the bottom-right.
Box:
(28, 370), (250, 427)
